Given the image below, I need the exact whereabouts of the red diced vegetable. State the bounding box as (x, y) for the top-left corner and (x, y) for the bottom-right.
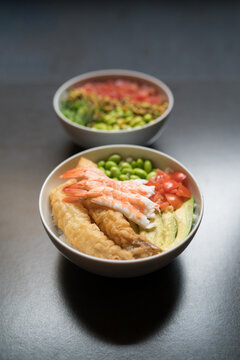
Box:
(170, 171), (187, 182)
(147, 168), (192, 210)
(165, 194), (183, 209)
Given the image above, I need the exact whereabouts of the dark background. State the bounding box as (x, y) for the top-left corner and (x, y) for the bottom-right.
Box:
(1, 1), (240, 359)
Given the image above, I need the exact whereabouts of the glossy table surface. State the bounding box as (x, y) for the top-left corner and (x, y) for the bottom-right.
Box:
(1, 2), (240, 359)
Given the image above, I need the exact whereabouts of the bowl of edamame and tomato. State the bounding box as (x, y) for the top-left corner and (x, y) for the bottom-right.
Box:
(53, 69), (174, 147)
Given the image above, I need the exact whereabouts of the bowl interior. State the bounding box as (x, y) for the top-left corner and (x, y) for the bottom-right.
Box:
(40, 145), (203, 260)
(53, 70), (174, 133)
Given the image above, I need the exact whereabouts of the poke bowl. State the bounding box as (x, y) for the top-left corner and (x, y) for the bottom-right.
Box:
(53, 70), (174, 147)
(39, 145), (203, 278)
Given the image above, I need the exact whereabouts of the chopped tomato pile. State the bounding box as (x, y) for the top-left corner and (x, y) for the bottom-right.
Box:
(79, 79), (163, 104)
(147, 169), (192, 210)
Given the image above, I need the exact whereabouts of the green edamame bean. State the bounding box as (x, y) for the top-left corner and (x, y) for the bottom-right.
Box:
(144, 113), (153, 122)
(105, 169), (111, 177)
(133, 168), (148, 179)
(121, 124), (131, 130)
(129, 116), (143, 127)
(104, 117), (116, 125)
(116, 106), (124, 116)
(133, 121), (145, 128)
(120, 162), (132, 169)
(131, 160), (137, 168)
(147, 171), (157, 180)
(144, 160), (152, 173)
(125, 116), (133, 124)
(111, 166), (121, 178)
(136, 158), (144, 168)
(119, 174), (129, 181)
(113, 177), (119, 181)
(98, 166), (105, 172)
(108, 154), (121, 164)
(97, 160), (105, 168)
(130, 175), (141, 180)
(105, 161), (117, 169)
(112, 125), (120, 130)
(92, 123), (108, 130)
(122, 168), (134, 175)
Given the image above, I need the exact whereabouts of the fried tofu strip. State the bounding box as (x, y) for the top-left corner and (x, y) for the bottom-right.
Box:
(75, 156), (96, 169)
(85, 201), (161, 258)
(77, 157), (161, 258)
(50, 181), (133, 260)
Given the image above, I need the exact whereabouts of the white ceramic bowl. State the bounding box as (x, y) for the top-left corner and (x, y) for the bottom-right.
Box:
(53, 70), (174, 147)
(39, 145), (203, 278)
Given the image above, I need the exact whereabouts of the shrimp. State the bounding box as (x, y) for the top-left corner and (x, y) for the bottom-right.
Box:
(66, 185), (158, 217)
(63, 177), (155, 197)
(91, 195), (156, 229)
(60, 167), (105, 180)
(62, 188), (102, 203)
(63, 186), (157, 229)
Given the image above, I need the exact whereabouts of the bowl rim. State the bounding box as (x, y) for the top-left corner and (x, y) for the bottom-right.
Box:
(53, 69), (174, 134)
(39, 145), (204, 265)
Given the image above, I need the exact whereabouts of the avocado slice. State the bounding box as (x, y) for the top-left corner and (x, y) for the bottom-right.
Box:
(140, 213), (165, 248)
(174, 197), (194, 244)
(139, 197), (194, 250)
(161, 211), (178, 250)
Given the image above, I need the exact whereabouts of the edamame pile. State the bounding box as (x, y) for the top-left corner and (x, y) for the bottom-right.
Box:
(97, 154), (157, 181)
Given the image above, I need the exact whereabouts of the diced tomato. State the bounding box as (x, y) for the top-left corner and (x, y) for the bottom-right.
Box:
(159, 201), (169, 210)
(80, 79), (162, 104)
(175, 183), (192, 198)
(151, 191), (164, 203)
(156, 169), (171, 182)
(147, 168), (191, 210)
(163, 180), (179, 192)
(135, 90), (149, 100)
(146, 178), (156, 187)
(165, 194), (183, 210)
(170, 171), (187, 183)
(146, 95), (163, 104)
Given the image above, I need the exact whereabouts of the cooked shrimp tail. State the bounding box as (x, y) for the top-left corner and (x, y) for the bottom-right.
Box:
(63, 187), (102, 199)
(60, 168), (83, 179)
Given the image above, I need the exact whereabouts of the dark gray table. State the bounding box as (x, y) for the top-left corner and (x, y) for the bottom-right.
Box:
(1, 2), (240, 359)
